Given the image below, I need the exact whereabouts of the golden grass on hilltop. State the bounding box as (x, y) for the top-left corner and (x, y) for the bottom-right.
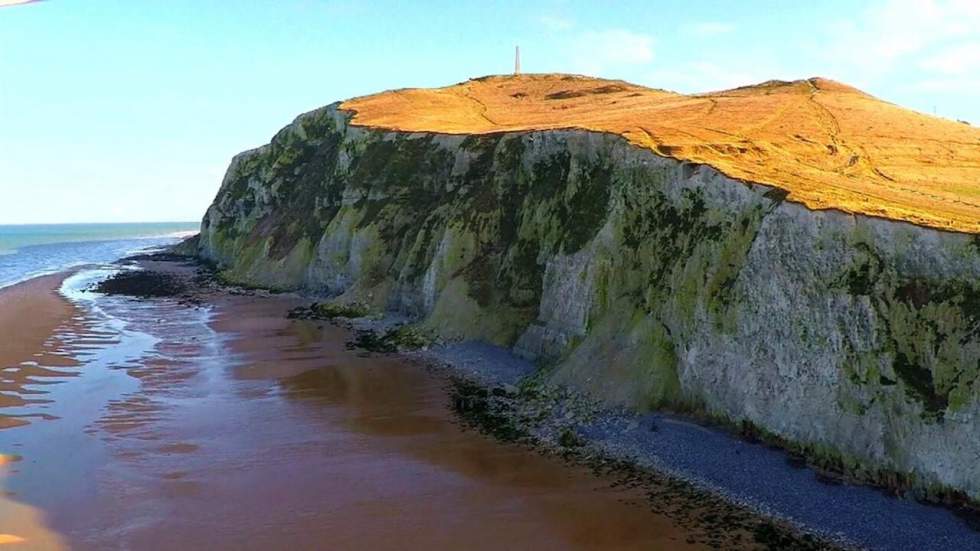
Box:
(342, 74), (980, 234)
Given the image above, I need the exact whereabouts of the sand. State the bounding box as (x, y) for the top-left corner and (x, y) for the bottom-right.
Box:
(0, 498), (65, 551)
(0, 274), (80, 427)
(0, 275), (75, 550)
(343, 74), (980, 234)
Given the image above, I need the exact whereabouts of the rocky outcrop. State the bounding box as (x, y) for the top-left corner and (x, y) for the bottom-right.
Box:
(199, 103), (980, 502)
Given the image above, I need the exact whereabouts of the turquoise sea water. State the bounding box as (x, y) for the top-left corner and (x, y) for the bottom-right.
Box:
(0, 222), (199, 289)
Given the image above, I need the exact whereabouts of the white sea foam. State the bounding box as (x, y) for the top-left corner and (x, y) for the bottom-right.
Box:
(164, 230), (199, 239)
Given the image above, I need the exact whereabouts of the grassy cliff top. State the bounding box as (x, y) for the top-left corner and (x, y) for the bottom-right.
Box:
(342, 74), (980, 234)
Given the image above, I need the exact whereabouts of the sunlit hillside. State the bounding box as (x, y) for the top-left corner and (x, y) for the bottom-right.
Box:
(344, 74), (980, 234)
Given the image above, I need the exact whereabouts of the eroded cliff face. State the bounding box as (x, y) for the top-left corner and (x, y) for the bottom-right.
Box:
(199, 104), (980, 501)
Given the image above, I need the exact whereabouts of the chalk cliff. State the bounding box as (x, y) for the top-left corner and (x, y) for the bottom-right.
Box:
(198, 75), (980, 503)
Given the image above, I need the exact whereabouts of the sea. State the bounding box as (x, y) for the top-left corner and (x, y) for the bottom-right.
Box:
(0, 222), (199, 290)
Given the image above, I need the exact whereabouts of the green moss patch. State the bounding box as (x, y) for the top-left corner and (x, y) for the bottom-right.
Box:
(346, 324), (438, 353)
(288, 301), (373, 320)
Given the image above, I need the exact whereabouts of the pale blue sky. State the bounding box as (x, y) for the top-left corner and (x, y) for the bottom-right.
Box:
(2, 0), (979, 224)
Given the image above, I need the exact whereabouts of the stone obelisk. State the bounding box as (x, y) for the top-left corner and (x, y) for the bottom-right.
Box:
(515, 45), (521, 75)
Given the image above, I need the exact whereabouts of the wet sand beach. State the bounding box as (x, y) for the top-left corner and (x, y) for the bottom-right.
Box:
(0, 274), (77, 549)
(0, 265), (710, 550)
(6, 260), (980, 550)
(0, 273), (81, 427)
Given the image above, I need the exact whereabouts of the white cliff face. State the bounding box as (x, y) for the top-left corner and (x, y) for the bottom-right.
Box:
(683, 203), (980, 497)
(199, 103), (980, 502)
(513, 248), (598, 360)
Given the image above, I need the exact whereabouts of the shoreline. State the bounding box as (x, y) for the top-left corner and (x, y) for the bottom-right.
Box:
(5, 254), (979, 549)
(0, 226), (198, 291)
(123, 256), (842, 549)
(410, 336), (980, 551)
(269, 267), (980, 550)
(0, 271), (80, 428)
(0, 271), (78, 550)
(2, 257), (716, 549)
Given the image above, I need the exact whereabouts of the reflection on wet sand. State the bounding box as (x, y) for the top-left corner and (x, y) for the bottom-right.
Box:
(0, 275), (79, 550)
(0, 274), (80, 428)
(0, 270), (707, 550)
(0, 496), (66, 550)
(0, 464), (66, 551)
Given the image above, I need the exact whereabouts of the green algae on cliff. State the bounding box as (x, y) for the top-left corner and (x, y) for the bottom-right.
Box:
(198, 102), (980, 505)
